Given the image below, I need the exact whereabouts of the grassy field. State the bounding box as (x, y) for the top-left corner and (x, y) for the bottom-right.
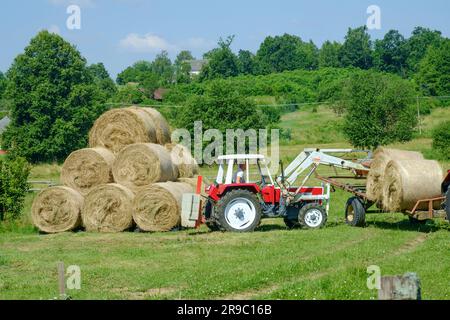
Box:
(0, 105), (449, 300)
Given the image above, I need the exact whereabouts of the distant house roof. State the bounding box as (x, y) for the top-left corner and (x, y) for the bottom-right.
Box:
(0, 116), (10, 133)
(186, 59), (209, 73)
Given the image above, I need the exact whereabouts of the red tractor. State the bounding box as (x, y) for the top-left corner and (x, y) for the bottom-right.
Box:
(196, 150), (371, 232)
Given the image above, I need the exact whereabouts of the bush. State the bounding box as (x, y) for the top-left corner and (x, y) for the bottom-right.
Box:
(0, 156), (30, 221)
(341, 71), (417, 149)
(432, 121), (450, 160)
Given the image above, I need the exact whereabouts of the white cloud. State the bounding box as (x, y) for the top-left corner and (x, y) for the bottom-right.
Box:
(119, 34), (214, 54)
(47, 25), (61, 35)
(119, 34), (177, 53)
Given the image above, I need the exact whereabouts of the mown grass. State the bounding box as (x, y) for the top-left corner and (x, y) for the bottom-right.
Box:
(0, 105), (449, 300)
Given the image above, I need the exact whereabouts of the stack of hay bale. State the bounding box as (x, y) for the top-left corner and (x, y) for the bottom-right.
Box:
(366, 148), (444, 212)
(32, 106), (200, 234)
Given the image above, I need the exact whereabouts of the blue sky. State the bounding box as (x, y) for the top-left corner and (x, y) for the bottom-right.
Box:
(0, 0), (449, 79)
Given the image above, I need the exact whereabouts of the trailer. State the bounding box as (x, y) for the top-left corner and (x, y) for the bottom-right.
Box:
(316, 169), (450, 226)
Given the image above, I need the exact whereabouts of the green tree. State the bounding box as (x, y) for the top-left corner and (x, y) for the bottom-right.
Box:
(175, 50), (194, 66)
(176, 79), (266, 134)
(0, 72), (7, 99)
(112, 84), (152, 105)
(116, 61), (153, 85)
(319, 41), (342, 68)
(296, 40), (319, 70)
(174, 51), (194, 84)
(2, 31), (107, 162)
(237, 50), (256, 75)
(255, 34), (303, 74)
(200, 36), (239, 80)
(415, 39), (450, 96)
(0, 156), (30, 221)
(406, 26), (443, 74)
(339, 26), (373, 69)
(341, 71), (417, 149)
(432, 120), (450, 160)
(87, 63), (117, 99)
(152, 50), (174, 85)
(373, 30), (408, 76)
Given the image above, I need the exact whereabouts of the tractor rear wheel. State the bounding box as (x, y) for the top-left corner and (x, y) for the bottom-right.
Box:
(216, 189), (262, 232)
(298, 204), (327, 229)
(345, 197), (366, 227)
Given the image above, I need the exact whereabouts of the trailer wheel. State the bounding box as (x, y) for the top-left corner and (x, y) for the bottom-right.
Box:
(298, 204), (327, 229)
(345, 197), (366, 227)
(216, 189), (262, 232)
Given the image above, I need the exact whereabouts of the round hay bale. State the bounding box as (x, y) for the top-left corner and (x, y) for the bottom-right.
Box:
(133, 182), (194, 232)
(381, 159), (443, 212)
(31, 186), (83, 233)
(88, 107), (157, 154)
(82, 183), (134, 233)
(165, 144), (199, 178)
(113, 143), (178, 192)
(366, 148), (424, 201)
(140, 107), (171, 145)
(61, 148), (115, 195)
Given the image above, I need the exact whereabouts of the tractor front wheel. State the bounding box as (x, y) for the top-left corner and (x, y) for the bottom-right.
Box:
(216, 189), (262, 232)
(445, 190), (450, 222)
(298, 204), (327, 229)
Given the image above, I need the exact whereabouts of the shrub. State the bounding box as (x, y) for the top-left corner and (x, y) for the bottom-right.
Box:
(432, 121), (450, 160)
(0, 156), (30, 221)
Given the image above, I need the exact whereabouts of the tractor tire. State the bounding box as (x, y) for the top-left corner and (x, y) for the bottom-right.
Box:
(345, 197), (366, 227)
(298, 204), (327, 229)
(215, 189), (262, 232)
(445, 190), (450, 222)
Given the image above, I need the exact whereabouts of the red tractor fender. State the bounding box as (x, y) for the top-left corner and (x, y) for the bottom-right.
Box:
(207, 183), (261, 201)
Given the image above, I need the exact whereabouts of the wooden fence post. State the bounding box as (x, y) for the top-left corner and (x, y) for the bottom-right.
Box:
(378, 272), (421, 300)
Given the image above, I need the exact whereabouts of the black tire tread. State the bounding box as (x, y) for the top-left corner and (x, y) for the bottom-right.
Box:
(298, 204), (327, 229)
(345, 197), (366, 227)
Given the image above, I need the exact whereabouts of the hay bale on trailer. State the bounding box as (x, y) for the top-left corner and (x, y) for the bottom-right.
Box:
(366, 148), (424, 202)
(132, 182), (194, 232)
(165, 144), (199, 178)
(61, 148), (115, 195)
(32, 186), (83, 233)
(88, 107), (158, 154)
(82, 183), (135, 233)
(381, 159), (443, 212)
(112, 143), (178, 192)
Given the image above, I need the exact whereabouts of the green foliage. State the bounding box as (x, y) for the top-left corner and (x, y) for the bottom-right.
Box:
(113, 84), (153, 105)
(175, 50), (194, 66)
(237, 50), (256, 75)
(339, 26), (373, 69)
(255, 34), (318, 74)
(0, 156), (30, 221)
(0, 72), (7, 99)
(116, 60), (153, 84)
(175, 79), (267, 134)
(341, 71), (417, 149)
(406, 26), (443, 74)
(416, 39), (450, 96)
(200, 36), (239, 80)
(2, 31), (107, 163)
(319, 41), (342, 68)
(151, 51), (174, 85)
(432, 120), (450, 160)
(174, 51), (194, 84)
(373, 30), (408, 77)
(87, 63), (117, 99)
